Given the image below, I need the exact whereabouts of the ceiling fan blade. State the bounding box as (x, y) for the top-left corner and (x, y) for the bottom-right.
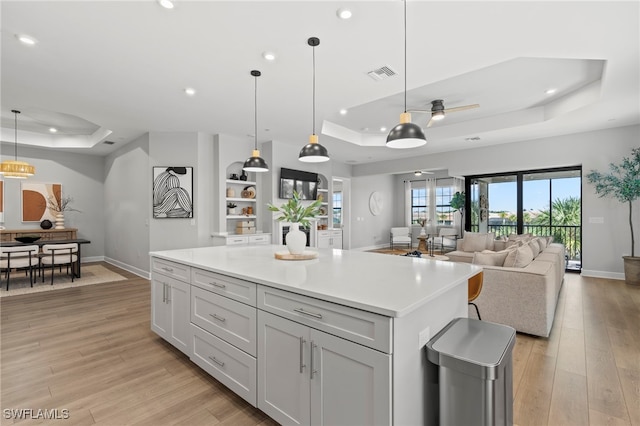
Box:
(407, 109), (431, 114)
(426, 116), (435, 128)
(442, 104), (480, 114)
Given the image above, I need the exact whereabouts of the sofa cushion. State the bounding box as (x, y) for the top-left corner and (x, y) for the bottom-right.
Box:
(503, 244), (535, 268)
(472, 249), (512, 266)
(528, 239), (541, 258)
(463, 233), (490, 252)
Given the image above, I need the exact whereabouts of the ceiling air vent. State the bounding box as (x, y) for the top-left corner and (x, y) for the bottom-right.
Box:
(103, 140), (116, 145)
(367, 65), (397, 81)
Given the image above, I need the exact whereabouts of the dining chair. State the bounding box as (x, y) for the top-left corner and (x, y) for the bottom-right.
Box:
(0, 245), (40, 291)
(468, 271), (483, 320)
(40, 243), (79, 285)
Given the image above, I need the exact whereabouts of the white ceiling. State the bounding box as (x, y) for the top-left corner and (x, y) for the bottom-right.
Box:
(1, 1), (638, 165)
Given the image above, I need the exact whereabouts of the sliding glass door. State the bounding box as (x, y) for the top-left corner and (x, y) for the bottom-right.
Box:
(466, 167), (581, 270)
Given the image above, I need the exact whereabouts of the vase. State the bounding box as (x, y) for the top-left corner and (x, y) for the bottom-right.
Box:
(55, 213), (65, 229)
(286, 223), (306, 255)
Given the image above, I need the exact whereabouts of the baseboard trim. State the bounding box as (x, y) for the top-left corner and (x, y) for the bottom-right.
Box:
(580, 269), (625, 280)
(352, 243), (390, 252)
(82, 256), (104, 264)
(104, 257), (150, 280)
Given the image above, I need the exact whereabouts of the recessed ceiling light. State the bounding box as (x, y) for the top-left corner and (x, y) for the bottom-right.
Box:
(336, 8), (353, 20)
(16, 34), (37, 45)
(262, 51), (276, 61)
(184, 87), (196, 96)
(339, 109), (348, 115)
(158, 0), (174, 9)
(380, 127), (387, 132)
(49, 127), (58, 133)
(545, 88), (557, 95)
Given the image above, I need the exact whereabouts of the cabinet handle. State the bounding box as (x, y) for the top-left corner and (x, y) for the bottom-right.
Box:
(209, 313), (226, 323)
(211, 281), (226, 289)
(299, 337), (306, 373)
(161, 266), (174, 273)
(208, 356), (225, 367)
(310, 341), (317, 379)
(293, 308), (323, 319)
(162, 282), (167, 303)
(166, 284), (171, 303)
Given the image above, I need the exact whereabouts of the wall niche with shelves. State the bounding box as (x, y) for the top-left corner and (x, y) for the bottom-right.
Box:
(223, 162), (261, 238)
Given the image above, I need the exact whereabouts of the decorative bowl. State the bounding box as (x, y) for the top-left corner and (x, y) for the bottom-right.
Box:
(15, 235), (41, 244)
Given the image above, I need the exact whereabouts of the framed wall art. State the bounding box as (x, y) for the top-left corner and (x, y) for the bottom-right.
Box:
(153, 166), (193, 218)
(21, 182), (61, 222)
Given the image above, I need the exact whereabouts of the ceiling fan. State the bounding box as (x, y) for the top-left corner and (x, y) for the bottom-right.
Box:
(408, 99), (480, 128)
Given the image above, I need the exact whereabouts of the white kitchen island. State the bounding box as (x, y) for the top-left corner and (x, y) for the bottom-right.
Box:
(150, 245), (481, 425)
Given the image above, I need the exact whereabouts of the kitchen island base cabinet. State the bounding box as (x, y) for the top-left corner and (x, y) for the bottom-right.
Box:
(258, 311), (391, 426)
(151, 274), (191, 356)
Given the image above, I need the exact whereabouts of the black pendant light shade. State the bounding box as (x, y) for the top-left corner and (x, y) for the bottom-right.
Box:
(386, 0), (427, 149)
(299, 37), (329, 163)
(386, 112), (427, 149)
(243, 70), (269, 172)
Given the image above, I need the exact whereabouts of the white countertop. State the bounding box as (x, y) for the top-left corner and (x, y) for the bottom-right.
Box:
(150, 245), (482, 318)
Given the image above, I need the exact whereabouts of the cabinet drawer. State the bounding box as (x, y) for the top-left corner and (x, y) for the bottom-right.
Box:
(249, 234), (270, 245)
(227, 236), (249, 245)
(258, 287), (392, 354)
(151, 258), (190, 282)
(191, 324), (257, 407)
(191, 268), (257, 306)
(191, 286), (257, 356)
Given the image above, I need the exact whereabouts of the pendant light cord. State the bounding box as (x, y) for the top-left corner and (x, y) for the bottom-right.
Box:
(254, 74), (258, 150)
(403, 0), (407, 113)
(312, 43), (316, 136)
(13, 110), (19, 160)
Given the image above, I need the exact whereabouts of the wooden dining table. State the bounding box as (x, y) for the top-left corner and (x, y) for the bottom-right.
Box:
(1, 239), (91, 277)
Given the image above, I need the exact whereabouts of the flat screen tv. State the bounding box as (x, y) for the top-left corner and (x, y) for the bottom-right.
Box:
(279, 168), (318, 200)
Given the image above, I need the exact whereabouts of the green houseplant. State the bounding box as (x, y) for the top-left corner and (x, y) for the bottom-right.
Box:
(450, 191), (465, 237)
(586, 147), (640, 285)
(268, 191), (322, 254)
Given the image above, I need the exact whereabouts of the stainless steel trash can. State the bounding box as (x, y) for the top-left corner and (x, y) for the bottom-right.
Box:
(426, 317), (516, 426)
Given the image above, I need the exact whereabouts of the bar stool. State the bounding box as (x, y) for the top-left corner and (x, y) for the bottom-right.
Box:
(468, 271), (483, 320)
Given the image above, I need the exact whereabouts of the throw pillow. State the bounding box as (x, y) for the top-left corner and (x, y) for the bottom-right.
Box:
(537, 236), (548, 250)
(505, 240), (523, 249)
(463, 233), (490, 252)
(485, 233), (496, 251)
(503, 244), (535, 268)
(473, 249), (511, 266)
(528, 239), (541, 258)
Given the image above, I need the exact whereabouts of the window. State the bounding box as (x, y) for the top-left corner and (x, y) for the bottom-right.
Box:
(332, 191), (342, 227)
(436, 186), (454, 225)
(411, 188), (427, 224)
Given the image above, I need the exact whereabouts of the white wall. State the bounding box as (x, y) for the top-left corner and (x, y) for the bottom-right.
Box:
(350, 173), (395, 249)
(1, 143), (105, 260)
(104, 134), (150, 276)
(351, 125), (640, 278)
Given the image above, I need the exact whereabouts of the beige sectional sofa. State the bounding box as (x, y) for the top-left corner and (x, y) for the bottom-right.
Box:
(448, 233), (565, 337)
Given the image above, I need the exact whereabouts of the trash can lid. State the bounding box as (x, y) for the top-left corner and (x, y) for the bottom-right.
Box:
(426, 318), (516, 379)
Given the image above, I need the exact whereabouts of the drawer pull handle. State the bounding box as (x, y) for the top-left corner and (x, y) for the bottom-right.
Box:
(310, 341), (317, 379)
(211, 282), (226, 289)
(208, 356), (225, 367)
(161, 266), (174, 272)
(209, 313), (226, 323)
(294, 308), (323, 319)
(299, 336), (306, 373)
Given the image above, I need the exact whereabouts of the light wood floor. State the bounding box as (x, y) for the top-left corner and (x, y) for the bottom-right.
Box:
(1, 263), (638, 425)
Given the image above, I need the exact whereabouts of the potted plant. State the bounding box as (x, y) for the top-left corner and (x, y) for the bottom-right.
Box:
(586, 147), (640, 286)
(227, 202), (238, 215)
(450, 191), (465, 237)
(268, 190), (322, 254)
(47, 195), (80, 229)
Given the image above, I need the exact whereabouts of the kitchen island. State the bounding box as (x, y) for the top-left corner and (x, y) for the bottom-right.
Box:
(150, 245), (481, 425)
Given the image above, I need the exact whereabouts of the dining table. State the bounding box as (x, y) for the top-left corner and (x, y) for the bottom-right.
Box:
(1, 239), (91, 277)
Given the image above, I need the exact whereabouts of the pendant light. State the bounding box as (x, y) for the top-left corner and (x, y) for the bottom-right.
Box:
(0, 110), (35, 179)
(243, 70), (269, 172)
(386, 0), (427, 149)
(299, 37), (330, 163)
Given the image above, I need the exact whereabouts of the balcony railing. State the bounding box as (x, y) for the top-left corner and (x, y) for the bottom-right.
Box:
(470, 224), (581, 263)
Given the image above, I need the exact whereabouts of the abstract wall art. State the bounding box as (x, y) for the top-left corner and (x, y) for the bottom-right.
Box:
(21, 182), (61, 222)
(153, 166), (193, 218)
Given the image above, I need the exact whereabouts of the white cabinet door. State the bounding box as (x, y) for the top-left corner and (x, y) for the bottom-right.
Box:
(310, 329), (392, 426)
(316, 231), (330, 249)
(168, 278), (191, 356)
(151, 278), (170, 338)
(258, 311), (310, 426)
